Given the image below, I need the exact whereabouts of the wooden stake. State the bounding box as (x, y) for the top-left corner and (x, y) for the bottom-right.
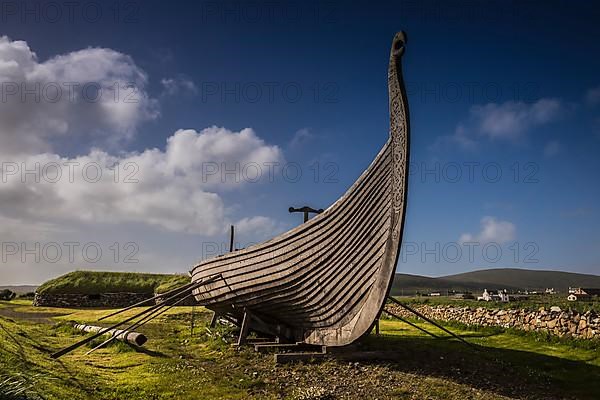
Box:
(383, 309), (439, 338)
(387, 297), (477, 350)
(209, 312), (218, 328)
(237, 309), (251, 346)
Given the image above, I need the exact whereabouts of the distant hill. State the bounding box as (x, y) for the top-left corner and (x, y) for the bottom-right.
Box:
(0, 285), (38, 294)
(391, 268), (600, 295)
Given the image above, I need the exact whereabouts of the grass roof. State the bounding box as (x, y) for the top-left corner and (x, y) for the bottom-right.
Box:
(36, 271), (190, 295)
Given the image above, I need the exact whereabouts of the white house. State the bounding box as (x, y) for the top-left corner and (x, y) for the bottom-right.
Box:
(477, 289), (493, 301)
(567, 289), (597, 301)
(498, 290), (510, 302)
(478, 289), (510, 302)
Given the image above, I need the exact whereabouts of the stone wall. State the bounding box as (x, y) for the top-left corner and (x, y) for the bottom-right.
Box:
(34, 292), (200, 308)
(386, 304), (599, 340)
(33, 292), (153, 308)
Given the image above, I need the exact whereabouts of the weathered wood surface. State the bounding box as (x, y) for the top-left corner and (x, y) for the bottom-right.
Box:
(191, 32), (410, 347)
(73, 323), (147, 347)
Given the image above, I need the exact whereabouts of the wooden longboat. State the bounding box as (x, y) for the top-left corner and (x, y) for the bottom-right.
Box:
(190, 32), (410, 347)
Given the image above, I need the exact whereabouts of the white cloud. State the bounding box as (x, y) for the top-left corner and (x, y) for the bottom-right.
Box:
(289, 128), (314, 149)
(235, 216), (282, 237)
(0, 36), (158, 155)
(459, 216), (516, 245)
(0, 126), (283, 236)
(161, 76), (197, 96)
(0, 38), (282, 237)
(433, 98), (562, 151)
(470, 98), (561, 141)
(0, 38), (290, 284)
(0, 214), (68, 242)
(543, 140), (561, 157)
(430, 123), (478, 152)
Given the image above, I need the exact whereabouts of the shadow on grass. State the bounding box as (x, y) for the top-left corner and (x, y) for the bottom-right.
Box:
(350, 334), (600, 400)
(0, 303), (70, 324)
(0, 318), (96, 397)
(128, 344), (167, 358)
(437, 331), (503, 340)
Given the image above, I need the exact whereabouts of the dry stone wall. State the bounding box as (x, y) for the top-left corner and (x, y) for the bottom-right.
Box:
(387, 304), (599, 340)
(33, 292), (153, 308)
(34, 292), (199, 308)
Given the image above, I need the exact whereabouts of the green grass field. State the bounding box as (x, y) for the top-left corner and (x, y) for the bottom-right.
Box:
(0, 300), (598, 399)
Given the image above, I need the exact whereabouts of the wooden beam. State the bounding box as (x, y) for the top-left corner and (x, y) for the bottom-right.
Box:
(236, 310), (251, 346)
(383, 308), (439, 338)
(387, 297), (477, 350)
(209, 312), (219, 328)
(73, 324), (147, 346)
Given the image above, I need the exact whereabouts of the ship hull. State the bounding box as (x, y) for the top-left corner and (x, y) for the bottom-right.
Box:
(191, 32), (410, 347)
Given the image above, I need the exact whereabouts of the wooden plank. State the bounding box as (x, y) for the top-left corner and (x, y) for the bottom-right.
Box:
(209, 312), (218, 328)
(236, 310), (251, 346)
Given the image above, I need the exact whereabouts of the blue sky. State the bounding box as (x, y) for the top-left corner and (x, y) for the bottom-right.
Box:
(0, 0), (599, 284)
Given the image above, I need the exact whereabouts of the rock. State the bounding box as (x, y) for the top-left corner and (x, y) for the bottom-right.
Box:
(569, 322), (577, 333)
(586, 329), (595, 339)
(550, 306), (561, 313)
(559, 312), (567, 320)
